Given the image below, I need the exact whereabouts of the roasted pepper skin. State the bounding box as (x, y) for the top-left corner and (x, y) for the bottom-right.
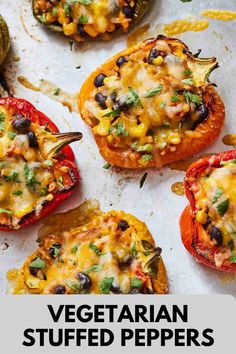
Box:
(32, 0), (152, 41)
(0, 97), (80, 232)
(79, 36), (225, 169)
(180, 150), (236, 273)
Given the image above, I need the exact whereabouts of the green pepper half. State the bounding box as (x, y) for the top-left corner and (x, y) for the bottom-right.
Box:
(0, 15), (10, 66)
(32, 0), (152, 42)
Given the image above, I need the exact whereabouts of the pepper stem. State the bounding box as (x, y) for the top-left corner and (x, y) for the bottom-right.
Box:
(42, 132), (82, 159)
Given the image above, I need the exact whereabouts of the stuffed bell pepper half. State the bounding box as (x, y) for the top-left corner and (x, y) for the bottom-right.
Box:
(79, 35), (225, 168)
(0, 97), (82, 231)
(180, 150), (236, 273)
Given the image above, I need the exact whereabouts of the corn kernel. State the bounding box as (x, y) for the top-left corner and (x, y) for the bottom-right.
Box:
(196, 210), (208, 224)
(84, 25), (98, 37)
(15, 206), (33, 219)
(93, 120), (111, 136)
(153, 56), (164, 66)
(183, 103), (190, 112)
(63, 22), (77, 36)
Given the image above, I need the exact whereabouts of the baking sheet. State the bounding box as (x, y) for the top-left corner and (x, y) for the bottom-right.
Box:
(0, 0), (236, 294)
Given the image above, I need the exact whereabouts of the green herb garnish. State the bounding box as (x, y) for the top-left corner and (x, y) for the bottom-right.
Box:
(182, 78), (194, 86)
(29, 257), (46, 269)
(140, 172), (148, 188)
(89, 243), (104, 256)
(85, 264), (103, 274)
(0, 112), (5, 132)
(183, 91), (202, 105)
(0, 208), (13, 216)
(144, 85), (163, 98)
(103, 163), (111, 170)
(13, 190), (23, 196)
(99, 277), (114, 294)
(130, 277), (143, 289)
(103, 109), (121, 118)
(212, 188), (223, 204)
(216, 198), (229, 216)
(78, 14), (89, 24)
(7, 131), (17, 140)
(131, 243), (137, 258)
(71, 245), (79, 254)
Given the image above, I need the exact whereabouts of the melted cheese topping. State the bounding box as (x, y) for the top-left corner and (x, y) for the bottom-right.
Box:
(34, 0), (137, 41)
(0, 105), (72, 229)
(193, 161), (236, 264)
(84, 40), (207, 165)
(9, 210), (162, 294)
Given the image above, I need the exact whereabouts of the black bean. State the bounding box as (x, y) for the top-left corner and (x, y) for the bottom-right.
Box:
(117, 99), (130, 112)
(111, 92), (117, 103)
(54, 285), (66, 294)
(12, 115), (31, 133)
(77, 272), (92, 290)
(116, 56), (127, 68)
(192, 104), (209, 130)
(122, 5), (134, 19)
(27, 131), (38, 148)
(49, 243), (61, 258)
(29, 266), (38, 276)
(120, 254), (133, 266)
(110, 284), (121, 294)
(94, 73), (106, 88)
(197, 104), (209, 121)
(78, 24), (86, 37)
(210, 226), (223, 246)
(148, 48), (159, 64)
(118, 220), (130, 231)
(204, 218), (212, 230)
(95, 93), (107, 109)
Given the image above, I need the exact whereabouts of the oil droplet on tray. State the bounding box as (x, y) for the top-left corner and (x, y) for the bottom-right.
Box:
(222, 134), (236, 147)
(171, 182), (184, 196)
(164, 18), (209, 36)
(127, 23), (150, 47)
(18, 76), (78, 113)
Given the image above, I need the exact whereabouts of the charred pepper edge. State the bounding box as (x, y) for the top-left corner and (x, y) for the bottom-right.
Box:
(32, 0), (152, 40)
(0, 97), (81, 232)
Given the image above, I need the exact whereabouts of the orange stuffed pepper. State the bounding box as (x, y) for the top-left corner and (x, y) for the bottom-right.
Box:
(79, 35), (225, 169)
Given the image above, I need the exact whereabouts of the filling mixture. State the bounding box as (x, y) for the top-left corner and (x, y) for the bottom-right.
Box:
(84, 39), (210, 166)
(193, 159), (236, 267)
(11, 211), (162, 294)
(33, 0), (139, 40)
(0, 105), (78, 229)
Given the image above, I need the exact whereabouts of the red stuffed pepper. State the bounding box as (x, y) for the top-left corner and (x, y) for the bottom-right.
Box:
(0, 97), (82, 231)
(180, 150), (236, 273)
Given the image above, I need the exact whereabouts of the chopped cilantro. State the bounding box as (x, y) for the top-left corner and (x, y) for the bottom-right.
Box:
(65, 280), (81, 292)
(140, 172), (148, 188)
(85, 264), (103, 274)
(127, 87), (142, 107)
(7, 131), (17, 140)
(89, 243), (104, 256)
(144, 85), (163, 98)
(103, 109), (121, 118)
(182, 78), (194, 86)
(109, 122), (128, 137)
(171, 95), (180, 103)
(5, 171), (20, 182)
(0, 208), (13, 216)
(78, 14), (89, 24)
(13, 190), (23, 196)
(71, 244), (79, 254)
(183, 91), (202, 105)
(24, 164), (40, 186)
(159, 102), (166, 109)
(131, 243), (137, 258)
(103, 163), (111, 170)
(220, 159), (236, 166)
(212, 188), (223, 204)
(141, 154), (153, 163)
(40, 187), (48, 197)
(0, 112), (5, 132)
(29, 257), (46, 269)
(130, 277), (143, 289)
(99, 277), (114, 294)
(53, 88), (60, 96)
(230, 252), (236, 263)
(216, 198), (229, 216)
(184, 69), (192, 76)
